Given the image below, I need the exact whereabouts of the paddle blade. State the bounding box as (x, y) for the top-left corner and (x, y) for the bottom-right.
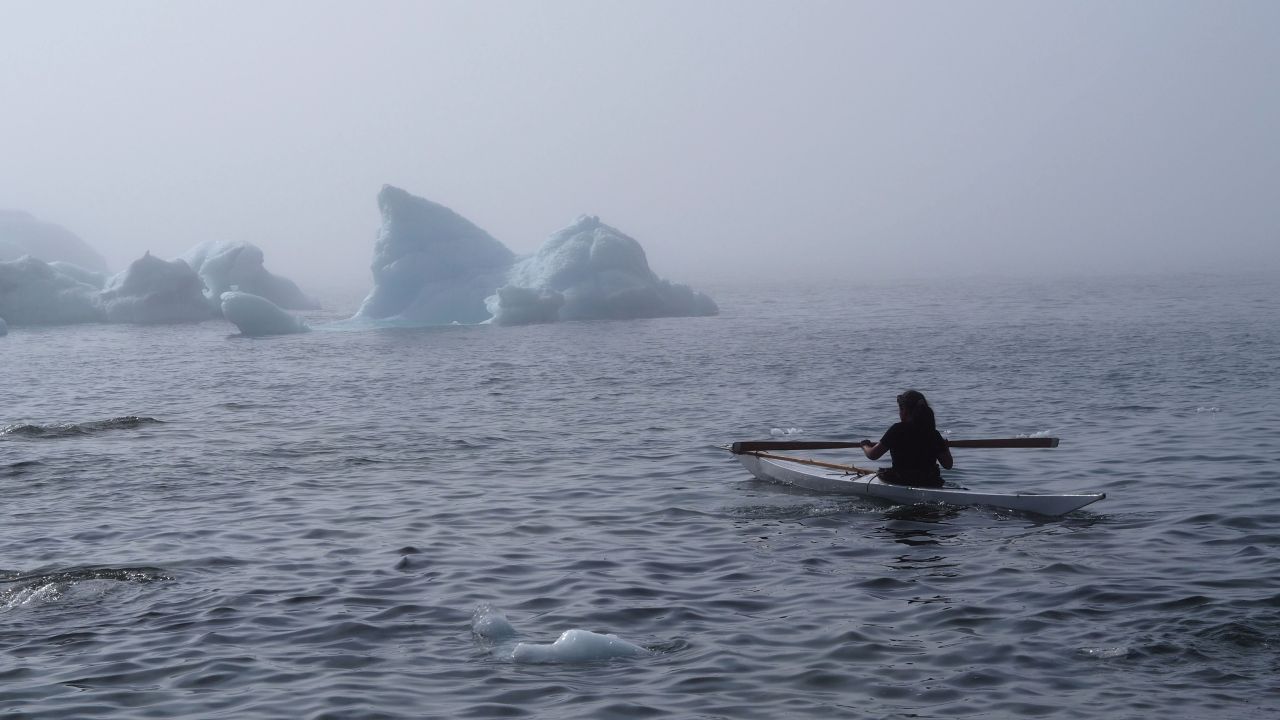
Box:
(947, 437), (1059, 448)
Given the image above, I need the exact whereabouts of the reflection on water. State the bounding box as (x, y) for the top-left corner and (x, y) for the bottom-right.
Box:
(878, 504), (961, 548)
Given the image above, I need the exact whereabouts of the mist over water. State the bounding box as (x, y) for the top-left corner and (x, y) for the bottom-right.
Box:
(3, 274), (1278, 718)
(3, 2), (1279, 286)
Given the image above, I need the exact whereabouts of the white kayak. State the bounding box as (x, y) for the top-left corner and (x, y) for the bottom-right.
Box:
(734, 451), (1105, 517)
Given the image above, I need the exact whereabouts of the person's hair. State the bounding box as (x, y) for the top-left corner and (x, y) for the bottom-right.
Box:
(897, 389), (936, 431)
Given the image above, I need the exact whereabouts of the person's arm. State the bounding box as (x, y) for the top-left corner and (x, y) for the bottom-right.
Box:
(936, 432), (953, 469)
(860, 439), (888, 460)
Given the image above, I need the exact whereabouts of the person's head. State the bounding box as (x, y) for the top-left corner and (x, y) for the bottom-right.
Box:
(897, 389), (936, 429)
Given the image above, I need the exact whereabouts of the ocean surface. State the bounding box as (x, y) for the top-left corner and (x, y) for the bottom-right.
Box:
(2, 273), (1278, 719)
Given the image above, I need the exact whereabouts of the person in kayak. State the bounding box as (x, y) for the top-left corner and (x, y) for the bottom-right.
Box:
(859, 389), (953, 487)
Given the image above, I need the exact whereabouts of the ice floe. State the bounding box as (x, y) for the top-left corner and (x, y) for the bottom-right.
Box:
(471, 605), (651, 664)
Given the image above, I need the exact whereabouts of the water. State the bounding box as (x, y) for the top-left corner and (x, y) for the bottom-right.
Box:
(2, 273), (1278, 718)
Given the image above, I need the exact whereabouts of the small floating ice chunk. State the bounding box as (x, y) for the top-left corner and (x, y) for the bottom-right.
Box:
(471, 605), (518, 643)
(471, 605), (651, 664)
(512, 628), (650, 664)
(220, 291), (309, 336)
(1196, 406), (1220, 414)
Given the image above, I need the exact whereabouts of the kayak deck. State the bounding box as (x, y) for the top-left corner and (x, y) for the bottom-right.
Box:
(735, 451), (1105, 517)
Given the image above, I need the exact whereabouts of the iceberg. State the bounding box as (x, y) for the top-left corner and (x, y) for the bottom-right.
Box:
(0, 240), (316, 329)
(0, 316), (7, 336)
(355, 186), (515, 325)
(48, 261), (108, 289)
(183, 241), (318, 310)
(484, 285), (563, 325)
(0, 210), (109, 272)
(2, 188), (717, 333)
(353, 186), (717, 326)
(99, 252), (213, 324)
(486, 215), (718, 324)
(220, 291), (309, 336)
(1, 207), (320, 329)
(0, 256), (105, 325)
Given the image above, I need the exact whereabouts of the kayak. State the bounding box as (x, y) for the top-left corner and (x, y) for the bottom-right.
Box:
(733, 450), (1105, 517)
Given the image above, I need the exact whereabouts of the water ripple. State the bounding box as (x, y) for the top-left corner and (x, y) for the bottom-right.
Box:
(1, 277), (1278, 718)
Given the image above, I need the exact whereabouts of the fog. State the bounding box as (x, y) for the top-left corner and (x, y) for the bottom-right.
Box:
(2, 0), (1277, 289)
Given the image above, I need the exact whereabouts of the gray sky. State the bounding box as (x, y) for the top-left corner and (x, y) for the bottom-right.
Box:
(2, 0), (1277, 287)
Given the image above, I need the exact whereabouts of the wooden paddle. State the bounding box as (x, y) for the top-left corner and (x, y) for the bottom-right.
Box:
(741, 450), (879, 476)
(730, 437), (1058, 454)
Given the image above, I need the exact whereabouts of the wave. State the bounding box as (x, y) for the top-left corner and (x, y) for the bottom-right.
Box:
(0, 415), (162, 439)
(1, 566), (172, 611)
(1, 460), (43, 475)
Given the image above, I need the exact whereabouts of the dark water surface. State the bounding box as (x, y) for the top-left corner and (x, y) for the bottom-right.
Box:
(2, 274), (1278, 718)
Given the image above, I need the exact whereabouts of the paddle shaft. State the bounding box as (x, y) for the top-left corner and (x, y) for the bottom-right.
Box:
(949, 437), (1059, 448)
(743, 451), (878, 476)
(731, 437), (1058, 454)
